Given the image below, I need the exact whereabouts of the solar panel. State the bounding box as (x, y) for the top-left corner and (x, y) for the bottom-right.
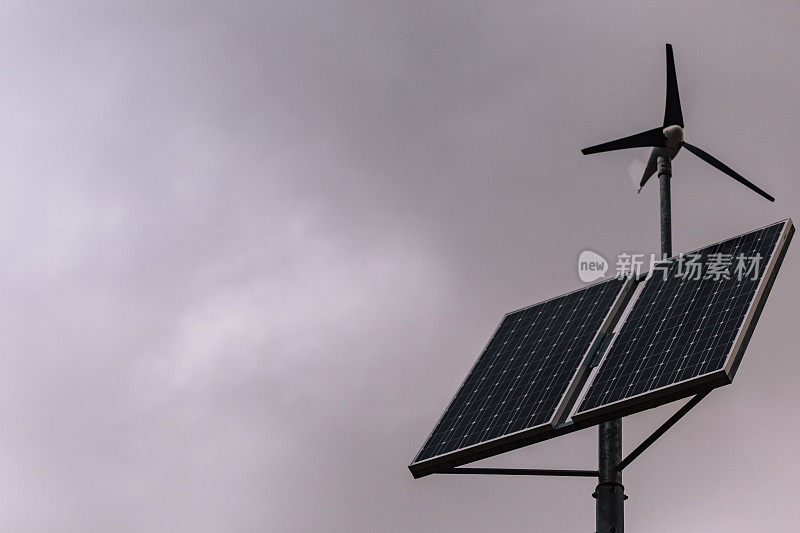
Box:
(573, 219), (794, 423)
(409, 276), (635, 478)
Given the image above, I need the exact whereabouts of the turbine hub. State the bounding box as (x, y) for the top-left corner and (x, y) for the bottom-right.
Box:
(662, 125), (683, 150)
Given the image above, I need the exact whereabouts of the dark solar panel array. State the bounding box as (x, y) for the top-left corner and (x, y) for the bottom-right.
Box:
(576, 221), (788, 417)
(413, 277), (626, 464)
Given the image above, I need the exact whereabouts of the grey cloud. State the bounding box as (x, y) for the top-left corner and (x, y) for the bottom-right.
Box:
(0, 1), (797, 532)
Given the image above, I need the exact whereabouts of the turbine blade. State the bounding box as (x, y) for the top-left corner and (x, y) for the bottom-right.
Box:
(681, 141), (775, 202)
(663, 44), (684, 128)
(581, 127), (665, 155)
(638, 148), (659, 191)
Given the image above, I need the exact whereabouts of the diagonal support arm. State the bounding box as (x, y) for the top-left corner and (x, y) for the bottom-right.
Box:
(615, 390), (710, 472)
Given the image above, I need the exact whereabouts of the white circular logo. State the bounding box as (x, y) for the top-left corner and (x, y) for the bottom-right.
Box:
(578, 250), (608, 283)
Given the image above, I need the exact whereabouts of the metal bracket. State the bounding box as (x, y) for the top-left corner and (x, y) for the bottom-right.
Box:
(615, 390), (710, 472)
(439, 467), (599, 478)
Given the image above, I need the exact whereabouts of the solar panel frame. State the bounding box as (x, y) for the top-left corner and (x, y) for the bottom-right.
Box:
(409, 275), (636, 479)
(572, 219), (794, 424)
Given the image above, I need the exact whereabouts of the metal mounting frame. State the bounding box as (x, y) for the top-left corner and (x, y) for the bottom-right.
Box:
(433, 390), (711, 479)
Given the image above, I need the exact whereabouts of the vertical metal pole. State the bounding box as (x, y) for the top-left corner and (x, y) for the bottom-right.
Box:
(658, 156), (672, 258)
(596, 419), (624, 532)
(595, 156), (672, 533)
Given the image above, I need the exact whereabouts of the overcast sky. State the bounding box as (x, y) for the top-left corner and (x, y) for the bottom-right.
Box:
(3, 1), (800, 531)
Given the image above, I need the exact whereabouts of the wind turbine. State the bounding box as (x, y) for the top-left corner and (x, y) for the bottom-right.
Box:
(581, 43), (775, 203)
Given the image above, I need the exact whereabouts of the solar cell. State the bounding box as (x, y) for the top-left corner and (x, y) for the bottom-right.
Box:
(574, 219), (794, 423)
(409, 276), (635, 478)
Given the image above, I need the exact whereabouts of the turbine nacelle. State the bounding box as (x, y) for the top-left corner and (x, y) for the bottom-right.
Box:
(662, 125), (683, 151)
